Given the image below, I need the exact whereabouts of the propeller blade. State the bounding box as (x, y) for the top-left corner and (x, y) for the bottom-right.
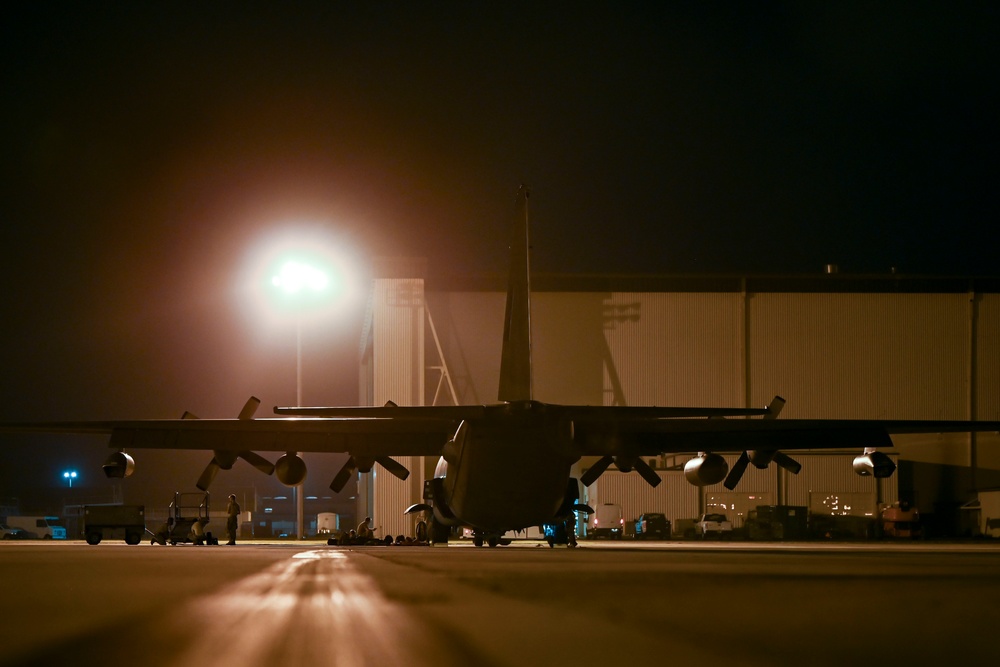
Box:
(723, 451), (751, 490)
(238, 396), (261, 420)
(375, 456), (410, 481)
(238, 451), (275, 475)
(632, 457), (662, 488)
(764, 396), (786, 419)
(196, 458), (220, 491)
(773, 451), (802, 474)
(330, 457), (358, 493)
(580, 455), (614, 487)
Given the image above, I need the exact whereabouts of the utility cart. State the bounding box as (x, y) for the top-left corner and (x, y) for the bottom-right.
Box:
(151, 492), (219, 545)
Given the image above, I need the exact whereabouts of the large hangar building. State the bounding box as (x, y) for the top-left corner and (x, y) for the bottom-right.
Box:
(358, 260), (1000, 538)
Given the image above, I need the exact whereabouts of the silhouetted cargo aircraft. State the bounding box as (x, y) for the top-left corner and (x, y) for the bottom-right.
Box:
(8, 188), (1000, 545)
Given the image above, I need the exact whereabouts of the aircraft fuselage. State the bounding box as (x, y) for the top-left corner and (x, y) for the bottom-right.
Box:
(439, 402), (577, 532)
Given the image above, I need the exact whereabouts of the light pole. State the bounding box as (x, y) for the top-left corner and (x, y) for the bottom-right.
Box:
(63, 470), (77, 488)
(270, 259), (331, 538)
(271, 260), (330, 405)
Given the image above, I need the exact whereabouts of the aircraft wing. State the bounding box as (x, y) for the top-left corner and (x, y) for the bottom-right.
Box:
(567, 409), (1000, 488)
(5, 416), (455, 457)
(568, 412), (1000, 456)
(273, 404), (488, 420)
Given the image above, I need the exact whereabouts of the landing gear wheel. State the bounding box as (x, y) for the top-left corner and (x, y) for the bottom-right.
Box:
(487, 535), (500, 548)
(473, 535), (484, 547)
(429, 517), (451, 545)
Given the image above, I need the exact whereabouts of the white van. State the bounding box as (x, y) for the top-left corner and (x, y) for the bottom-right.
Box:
(5, 516), (67, 539)
(590, 503), (624, 539)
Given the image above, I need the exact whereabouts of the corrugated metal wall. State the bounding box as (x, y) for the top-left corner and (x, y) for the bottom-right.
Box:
(975, 294), (1000, 469)
(977, 294), (1000, 418)
(425, 291), (505, 405)
(367, 278), (426, 539)
(431, 287), (1000, 432)
(373, 279), (425, 407)
(602, 293), (745, 407)
(749, 293), (970, 419)
(532, 293), (609, 404)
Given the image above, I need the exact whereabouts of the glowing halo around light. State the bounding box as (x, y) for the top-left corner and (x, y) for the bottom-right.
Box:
(237, 225), (365, 338)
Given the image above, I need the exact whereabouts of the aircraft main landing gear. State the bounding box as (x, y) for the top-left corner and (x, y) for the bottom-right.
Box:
(472, 530), (502, 547)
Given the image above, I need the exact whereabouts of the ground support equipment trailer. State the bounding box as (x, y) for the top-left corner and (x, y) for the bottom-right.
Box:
(83, 505), (148, 545)
(151, 492), (219, 545)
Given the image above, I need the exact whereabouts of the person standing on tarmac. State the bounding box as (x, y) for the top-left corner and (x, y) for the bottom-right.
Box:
(226, 494), (241, 545)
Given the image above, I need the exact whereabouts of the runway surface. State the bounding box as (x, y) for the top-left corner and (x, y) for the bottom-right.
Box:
(2, 539), (999, 666)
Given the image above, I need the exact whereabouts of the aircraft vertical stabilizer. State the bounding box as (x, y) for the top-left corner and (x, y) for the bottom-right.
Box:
(498, 187), (532, 402)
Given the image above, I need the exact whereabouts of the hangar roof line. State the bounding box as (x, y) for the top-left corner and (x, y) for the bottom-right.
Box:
(419, 271), (1000, 295)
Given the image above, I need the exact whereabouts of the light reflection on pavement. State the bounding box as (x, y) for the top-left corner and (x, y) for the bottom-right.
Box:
(4, 540), (1000, 667)
(167, 550), (472, 667)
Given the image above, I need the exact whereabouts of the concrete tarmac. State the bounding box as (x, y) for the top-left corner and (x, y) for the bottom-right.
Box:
(2, 539), (999, 666)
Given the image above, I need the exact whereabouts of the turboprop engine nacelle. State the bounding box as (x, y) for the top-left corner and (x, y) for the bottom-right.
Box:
(683, 453), (729, 486)
(103, 451), (135, 479)
(852, 451), (896, 478)
(275, 453), (307, 486)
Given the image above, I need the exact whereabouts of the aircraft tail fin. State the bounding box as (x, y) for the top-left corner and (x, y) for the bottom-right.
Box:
(497, 186), (532, 402)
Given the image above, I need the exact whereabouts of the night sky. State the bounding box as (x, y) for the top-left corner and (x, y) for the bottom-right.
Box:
(1, 3), (997, 509)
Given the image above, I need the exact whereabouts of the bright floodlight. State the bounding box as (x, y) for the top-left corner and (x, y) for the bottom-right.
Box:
(271, 261), (330, 295)
(63, 470), (78, 488)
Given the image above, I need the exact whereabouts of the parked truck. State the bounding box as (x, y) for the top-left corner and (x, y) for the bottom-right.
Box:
(744, 505), (809, 540)
(634, 512), (670, 540)
(83, 505), (147, 545)
(695, 512), (733, 539)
